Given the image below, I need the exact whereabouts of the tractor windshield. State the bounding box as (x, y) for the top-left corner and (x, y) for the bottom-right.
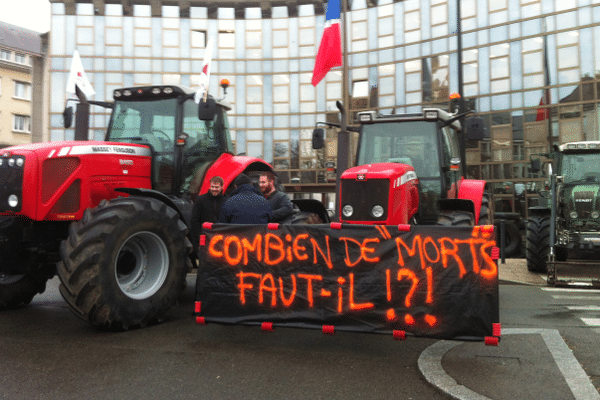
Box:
(107, 97), (232, 194)
(357, 121), (440, 178)
(559, 152), (600, 183)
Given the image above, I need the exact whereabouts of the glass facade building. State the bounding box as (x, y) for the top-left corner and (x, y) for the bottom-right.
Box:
(47, 0), (600, 216)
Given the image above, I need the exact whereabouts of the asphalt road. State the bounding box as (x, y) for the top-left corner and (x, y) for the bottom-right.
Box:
(2, 260), (600, 400)
(0, 276), (446, 400)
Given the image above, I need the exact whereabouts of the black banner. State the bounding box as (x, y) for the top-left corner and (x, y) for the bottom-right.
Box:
(195, 223), (499, 340)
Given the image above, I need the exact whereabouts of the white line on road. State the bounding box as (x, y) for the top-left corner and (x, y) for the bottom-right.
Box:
(567, 306), (600, 311)
(418, 328), (600, 400)
(581, 318), (600, 326)
(542, 288), (600, 293)
(551, 295), (600, 300)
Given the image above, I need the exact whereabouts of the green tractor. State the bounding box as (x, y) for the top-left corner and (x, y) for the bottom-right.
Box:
(527, 141), (600, 286)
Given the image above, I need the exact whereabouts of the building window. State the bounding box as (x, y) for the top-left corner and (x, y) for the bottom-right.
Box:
(1, 49), (11, 61)
(191, 30), (207, 48)
(14, 81), (31, 100)
(13, 115), (31, 133)
(14, 53), (27, 64)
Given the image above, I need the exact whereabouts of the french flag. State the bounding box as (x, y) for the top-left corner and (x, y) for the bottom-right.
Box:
(311, 0), (343, 86)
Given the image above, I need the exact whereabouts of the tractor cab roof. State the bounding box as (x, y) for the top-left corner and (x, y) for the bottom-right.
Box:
(112, 85), (232, 110)
(356, 108), (462, 131)
(559, 141), (600, 152)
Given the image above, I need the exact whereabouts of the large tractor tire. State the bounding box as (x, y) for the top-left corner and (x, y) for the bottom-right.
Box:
(437, 210), (475, 227)
(479, 191), (493, 226)
(437, 192), (492, 227)
(494, 219), (521, 258)
(282, 211), (323, 224)
(526, 215), (550, 273)
(58, 197), (191, 330)
(0, 273), (49, 310)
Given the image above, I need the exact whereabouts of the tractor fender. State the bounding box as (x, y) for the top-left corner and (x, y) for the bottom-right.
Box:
(115, 188), (192, 229)
(291, 199), (331, 224)
(199, 153), (274, 195)
(457, 179), (486, 224)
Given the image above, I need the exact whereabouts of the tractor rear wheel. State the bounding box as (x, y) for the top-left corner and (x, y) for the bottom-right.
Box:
(0, 273), (49, 310)
(58, 197), (191, 330)
(526, 215), (550, 273)
(437, 210), (475, 226)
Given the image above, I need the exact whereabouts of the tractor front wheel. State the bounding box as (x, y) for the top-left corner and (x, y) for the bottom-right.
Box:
(58, 197), (191, 330)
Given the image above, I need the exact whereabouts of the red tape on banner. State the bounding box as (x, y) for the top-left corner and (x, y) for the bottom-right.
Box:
(393, 330), (406, 340)
(322, 325), (335, 335)
(493, 323), (501, 337)
(262, 322), (274, 332)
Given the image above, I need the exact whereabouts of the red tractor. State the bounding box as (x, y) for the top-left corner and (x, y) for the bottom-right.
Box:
(313, 106), (491, 227)
(0, 84), (291, 329)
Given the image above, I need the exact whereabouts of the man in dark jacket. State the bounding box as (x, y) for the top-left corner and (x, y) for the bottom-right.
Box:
(219, 173), (271, 224)
(190, 176), (226, 253)
(259, 171), (294, 222)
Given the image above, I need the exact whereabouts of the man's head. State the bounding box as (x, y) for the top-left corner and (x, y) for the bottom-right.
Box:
(209, 176), (224, 196)
(232, 173), (252, 189)
(259, 172), (276, 196)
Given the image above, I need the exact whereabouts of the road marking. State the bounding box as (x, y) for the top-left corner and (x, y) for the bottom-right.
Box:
(567, 306), (600, 311)
(418, 328), (600, 400)
(550, 295), (600, 300)
(542, 288), (600, 293)
(581, 318), (600, 326)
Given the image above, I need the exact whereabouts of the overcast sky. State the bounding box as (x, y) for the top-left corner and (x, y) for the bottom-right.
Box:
(0, 0), (51, 33)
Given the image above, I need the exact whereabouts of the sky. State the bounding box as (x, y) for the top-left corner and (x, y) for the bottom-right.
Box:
(0, 0), (51, 33)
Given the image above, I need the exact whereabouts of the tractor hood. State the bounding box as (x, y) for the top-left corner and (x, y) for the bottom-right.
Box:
(0, 141), (152, 221)
(562, 182), (600, 230)
(342, 162), (417, 182)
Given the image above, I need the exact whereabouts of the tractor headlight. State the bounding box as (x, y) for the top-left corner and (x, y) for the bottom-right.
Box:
(372, 205), (384, 218)
(593, 212), (600, 219)
(570, 211), (578, 219)
(8, 158), (15, 167)
(342, 205), (354, 218)
(8, 195), (19, 208)
(16, 158), (24, 167)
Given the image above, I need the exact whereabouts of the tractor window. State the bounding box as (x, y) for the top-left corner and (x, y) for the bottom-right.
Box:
(358, 121), (440, 178)
(559, 153), (600, 183)
(180, 99), (230, 195)
(107, 98), (177, 193)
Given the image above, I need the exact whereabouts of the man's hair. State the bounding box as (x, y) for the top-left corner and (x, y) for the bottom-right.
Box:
(210, 176), (224, 185)
(260, 171), (275, 183)
(233, 173), (252, 187)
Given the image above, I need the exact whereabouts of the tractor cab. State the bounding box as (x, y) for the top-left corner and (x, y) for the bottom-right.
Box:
(325, 108), (483, 225)
(354, 109), (473, 224)
(105, 85), (234, 196)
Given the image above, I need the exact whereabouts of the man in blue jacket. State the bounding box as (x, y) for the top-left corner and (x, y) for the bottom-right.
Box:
(219, 173), (271, 224)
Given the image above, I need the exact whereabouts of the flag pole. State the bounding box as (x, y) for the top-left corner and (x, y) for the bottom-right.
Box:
(342, 0), (349, 126)
(335, 0), (350, 221)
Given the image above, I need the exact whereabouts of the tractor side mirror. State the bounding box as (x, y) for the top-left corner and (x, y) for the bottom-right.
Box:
(63, 106), (73, 128)
(198, 97), (218, 121)
(530, 158), (541, 173)
(312, 128), (325, 149)
(464, 117), (485, 140)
